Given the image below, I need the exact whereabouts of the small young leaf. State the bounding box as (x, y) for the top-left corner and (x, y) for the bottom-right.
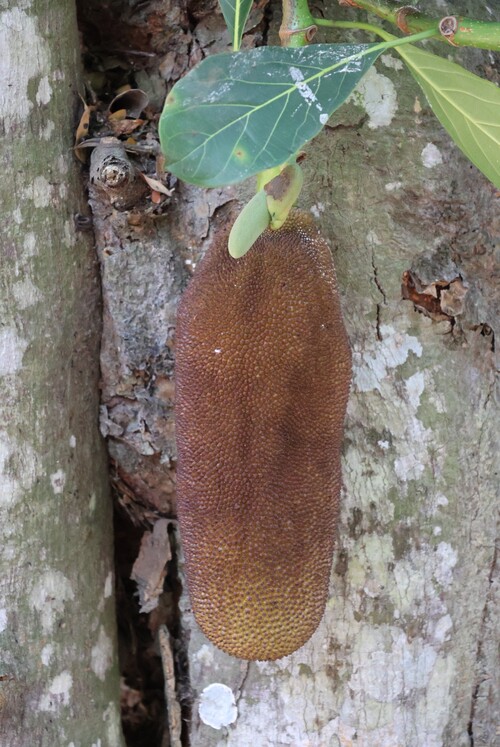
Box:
(159, 44), (380, 187)
(219, 0), (253, 51)
(265, 163), (304, 229)
(397, 44), (500, 188)
(228, 189), (270, 258)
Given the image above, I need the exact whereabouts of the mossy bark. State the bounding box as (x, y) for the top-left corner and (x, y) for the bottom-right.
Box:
(0, 2), (123, 745)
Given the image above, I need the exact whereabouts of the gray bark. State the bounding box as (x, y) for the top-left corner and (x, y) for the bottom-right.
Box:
(84, 0), (499, 745)
(0, 2), (123, 746)
(184, 4), (500, 744)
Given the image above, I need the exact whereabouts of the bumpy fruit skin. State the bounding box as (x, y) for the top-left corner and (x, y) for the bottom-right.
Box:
(175, 211), (352, 660)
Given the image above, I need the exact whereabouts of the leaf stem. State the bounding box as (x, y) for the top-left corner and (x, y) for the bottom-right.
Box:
(314, 18), (391, 41)
(279, 0), (316, 48)
(335, 0), (500, 52)
(348, 27), (439, 57)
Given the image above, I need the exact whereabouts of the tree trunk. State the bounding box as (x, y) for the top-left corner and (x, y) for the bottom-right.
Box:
(0, 2), (124, 745)
(12, 0), (497, 745)
(182, 3), (499, 745)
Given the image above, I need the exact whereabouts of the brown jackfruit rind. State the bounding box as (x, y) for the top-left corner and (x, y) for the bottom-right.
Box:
(175, 211), (352, 660)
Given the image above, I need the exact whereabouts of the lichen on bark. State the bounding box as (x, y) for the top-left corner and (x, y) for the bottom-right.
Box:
(0, 2), (123, 745)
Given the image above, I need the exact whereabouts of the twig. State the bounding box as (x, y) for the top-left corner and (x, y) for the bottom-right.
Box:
(158, 625), (182, 747)
(336, 0), (500, 51)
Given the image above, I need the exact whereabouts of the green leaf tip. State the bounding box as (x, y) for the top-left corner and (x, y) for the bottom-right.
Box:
(228, 189), (270, 259)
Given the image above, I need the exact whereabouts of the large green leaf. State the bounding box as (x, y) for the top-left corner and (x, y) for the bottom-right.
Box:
(159, 44), (380, 187)
(219, 0), (253, 51)
(397, 44), (500, 188)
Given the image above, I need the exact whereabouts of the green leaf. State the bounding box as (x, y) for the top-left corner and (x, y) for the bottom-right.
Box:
(159, 44), (380, 187)
(397, 43), (500, 188)
(228, 189), (270, 258)
(219, 0), (253, 51)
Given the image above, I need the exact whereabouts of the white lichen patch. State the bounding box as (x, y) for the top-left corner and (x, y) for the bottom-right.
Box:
(12, 277), (42, 309)
(353, 324), (422, 393)
(38, 671), (73, 712)
(198, 683), (238, 729)
(103, 701), (122, 746)
(0, 8), (50, 129)
(30, 570), (74, 633)
(36, 75), (52, 105)
(349, 628), (437, 701)
(0, 440), (21, 508)
(381, 53), (404, 71)
(0, 435), (39, 508)
(385, 181), (403, 192)
(0, 327), (28, 376)
(40, 119), (55, 140)
(104, 572), (113, 599)
(394, 417), (432, 482)
(23, 232), (38, 256)
(91, 626), (113, 681)
(0, 608), (7, 632)
(433, 542), (458, 588)
(194, 643), (215, 667)
(50, 469), (66, 495)
(69, 435), (76, 448)
(32, 175), (52, 208)
(350, 67), (398, 129)
(57, 154), (69, 175)
(310, 203), (325, 218)
(421, 143), (443, 168)
(41, 643), (54, 666)
(429, 614), (453, 645)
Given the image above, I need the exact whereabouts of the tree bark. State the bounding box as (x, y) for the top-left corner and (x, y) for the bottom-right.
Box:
(66, 0), (500, 744)
(0, 2), (124, 745)
(183, 3), (499, 745)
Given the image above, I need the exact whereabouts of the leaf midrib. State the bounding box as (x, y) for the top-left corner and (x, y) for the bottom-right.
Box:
(165, 47), (376, 169)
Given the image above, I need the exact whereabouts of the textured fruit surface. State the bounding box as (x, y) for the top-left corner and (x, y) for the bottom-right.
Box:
(175, 211), (352, 660)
